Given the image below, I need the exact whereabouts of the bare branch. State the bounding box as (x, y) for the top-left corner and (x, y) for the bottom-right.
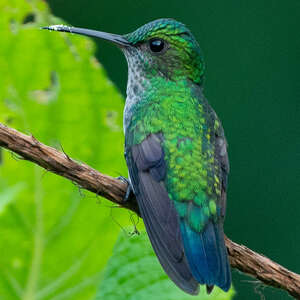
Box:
(226, 237), (300, 298)
(0, 122), (299, 298)
(0, 123), (138, 213)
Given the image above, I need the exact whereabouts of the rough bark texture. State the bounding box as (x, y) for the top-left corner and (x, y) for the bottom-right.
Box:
(226, 237), (300, 298)
(1, 122), (300, 299)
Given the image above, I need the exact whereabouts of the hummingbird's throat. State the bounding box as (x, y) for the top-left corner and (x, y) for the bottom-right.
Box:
(123, 47), (151, 99)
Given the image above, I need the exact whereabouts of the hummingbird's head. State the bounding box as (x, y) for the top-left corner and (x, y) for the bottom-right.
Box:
(42, 19), (205, 85)
(123, 19), (205, 85)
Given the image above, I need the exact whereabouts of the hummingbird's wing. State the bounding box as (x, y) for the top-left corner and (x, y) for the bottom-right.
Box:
(125, 132), (199, 295)
(124, 91), (231, 293)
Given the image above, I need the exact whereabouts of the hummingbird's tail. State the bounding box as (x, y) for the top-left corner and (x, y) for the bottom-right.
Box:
(180, 220), (231, 292)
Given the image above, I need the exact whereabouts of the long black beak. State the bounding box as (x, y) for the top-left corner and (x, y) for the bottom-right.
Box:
(42, 25), (130, 46)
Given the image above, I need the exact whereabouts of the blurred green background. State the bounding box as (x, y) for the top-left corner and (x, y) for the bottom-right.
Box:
(0, 0), (299, 299)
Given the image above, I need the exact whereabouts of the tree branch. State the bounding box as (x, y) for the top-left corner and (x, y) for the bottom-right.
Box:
(0, 122), (299, 299)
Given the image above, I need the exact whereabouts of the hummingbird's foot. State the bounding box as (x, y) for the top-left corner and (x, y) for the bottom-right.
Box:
(206, 285), (214, 294)
(117, 176), (135, 203)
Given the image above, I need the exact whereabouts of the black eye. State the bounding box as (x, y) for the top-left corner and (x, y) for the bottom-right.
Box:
(149, 38), (165, 53)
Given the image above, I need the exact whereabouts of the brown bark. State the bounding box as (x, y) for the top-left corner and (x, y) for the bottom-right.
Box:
(226, 237), (300, 298)
(0, 122), (299, 298)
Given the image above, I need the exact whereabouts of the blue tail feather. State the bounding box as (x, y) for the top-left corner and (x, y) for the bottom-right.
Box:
(180, 220), (231, 291)
(213, 223), (231, 291)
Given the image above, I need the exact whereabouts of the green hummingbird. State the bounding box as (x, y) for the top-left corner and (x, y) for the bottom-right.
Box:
(43, 18), (231, 295)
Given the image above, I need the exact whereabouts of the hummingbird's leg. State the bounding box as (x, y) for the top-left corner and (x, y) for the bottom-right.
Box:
(117, 176), (135, 203)
(206, 285), (214, 294)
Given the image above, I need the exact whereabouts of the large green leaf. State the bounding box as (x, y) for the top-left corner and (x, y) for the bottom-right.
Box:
(96, 231), (235, 300)
(0, 0), (130, 299)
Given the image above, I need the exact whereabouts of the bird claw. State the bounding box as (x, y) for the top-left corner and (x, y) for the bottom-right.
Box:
(206, 285), (214, 294)
(117, 176), (134, 203)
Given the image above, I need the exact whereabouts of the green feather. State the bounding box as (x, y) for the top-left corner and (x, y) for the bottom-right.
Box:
(129, 78), (221, 231)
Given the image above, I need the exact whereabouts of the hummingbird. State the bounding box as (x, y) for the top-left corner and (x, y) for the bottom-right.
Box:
(43, 18), (231, 295)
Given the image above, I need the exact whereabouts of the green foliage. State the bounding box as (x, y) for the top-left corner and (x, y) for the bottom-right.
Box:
(97, 231), (234, 300)
(0, 0), (129, 299)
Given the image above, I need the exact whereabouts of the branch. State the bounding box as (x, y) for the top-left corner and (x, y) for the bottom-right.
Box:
(0, 122), (299, 299)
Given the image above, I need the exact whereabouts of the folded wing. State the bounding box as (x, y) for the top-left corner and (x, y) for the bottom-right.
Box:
(125, 133), (199, 295)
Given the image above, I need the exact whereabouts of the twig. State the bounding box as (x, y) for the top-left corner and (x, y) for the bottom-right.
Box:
(0, 123), (138, 213)
(0, 122), (299, 299)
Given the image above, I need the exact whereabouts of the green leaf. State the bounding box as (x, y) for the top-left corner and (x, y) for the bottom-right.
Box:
(96, 231), (235, 300)
(0, 184), (25, 214)
(0, 1), (131, 299)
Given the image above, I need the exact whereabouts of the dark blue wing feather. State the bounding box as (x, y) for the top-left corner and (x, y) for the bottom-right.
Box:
(126, 133), (199, 295)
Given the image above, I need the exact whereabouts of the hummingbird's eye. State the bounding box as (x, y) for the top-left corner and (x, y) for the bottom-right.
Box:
(149, 38), (165, 53)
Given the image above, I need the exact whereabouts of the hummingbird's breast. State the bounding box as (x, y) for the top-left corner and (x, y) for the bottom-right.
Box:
(125, 78), (208, 145)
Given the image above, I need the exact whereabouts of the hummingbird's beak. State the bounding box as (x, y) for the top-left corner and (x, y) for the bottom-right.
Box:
(42, 25), (130, 47)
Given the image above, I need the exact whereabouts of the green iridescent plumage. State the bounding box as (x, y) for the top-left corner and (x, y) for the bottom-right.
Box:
(125, 19), (190, 43)
(128, 77), (222, 232)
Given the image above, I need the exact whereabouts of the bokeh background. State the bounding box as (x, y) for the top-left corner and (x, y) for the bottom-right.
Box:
(0, 0), (299, 299)
(47, 0), (300, 299)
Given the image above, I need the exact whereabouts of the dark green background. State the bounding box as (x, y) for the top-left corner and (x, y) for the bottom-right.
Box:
(47, 1), (300, 299)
